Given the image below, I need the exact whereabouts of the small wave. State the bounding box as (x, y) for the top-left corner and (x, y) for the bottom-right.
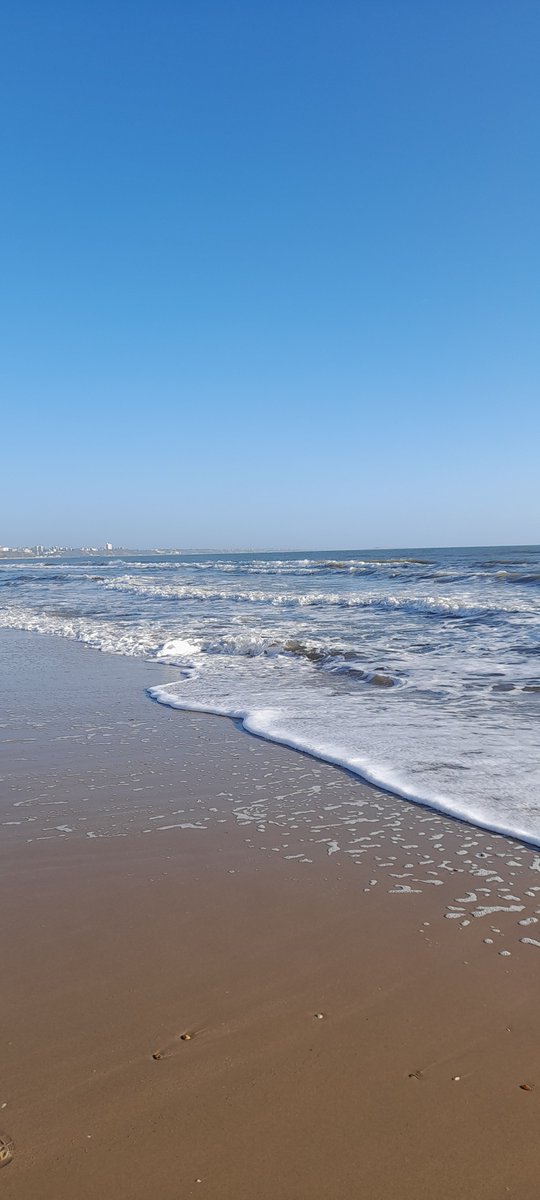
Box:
(102, 575), (533, 621)
(281, 640), (399, 684)
(0, 571), (70, 587)
(283, 643), (398, 685)
(0, 605), (402, 690)
(0, 605), (160, 658)
(108, 555), (438, 578)
(504, 573), (540, 585)
(147, 680), (540, 849)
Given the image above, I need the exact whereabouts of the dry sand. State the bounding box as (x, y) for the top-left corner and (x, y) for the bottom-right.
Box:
(1, 630), (540, 1198)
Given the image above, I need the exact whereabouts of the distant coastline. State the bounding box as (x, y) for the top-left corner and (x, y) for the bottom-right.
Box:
(1, 542), (539, 560)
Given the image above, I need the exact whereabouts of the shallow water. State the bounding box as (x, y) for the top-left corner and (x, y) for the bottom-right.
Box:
(1, 546), (539, 841)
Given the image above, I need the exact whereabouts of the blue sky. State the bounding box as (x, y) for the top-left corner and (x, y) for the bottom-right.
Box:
(2, 0), (539, 548)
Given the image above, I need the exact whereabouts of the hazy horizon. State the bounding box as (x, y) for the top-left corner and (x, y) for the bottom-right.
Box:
(3, 540), (540, 555)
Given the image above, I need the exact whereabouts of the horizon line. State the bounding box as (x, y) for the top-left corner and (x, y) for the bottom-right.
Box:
(1, 541), (539, 556)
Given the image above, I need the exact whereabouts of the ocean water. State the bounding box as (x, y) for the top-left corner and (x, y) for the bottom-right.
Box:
(1, 546), (539, 843)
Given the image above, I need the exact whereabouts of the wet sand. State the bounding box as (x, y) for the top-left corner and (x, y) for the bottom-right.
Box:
(1, 629), (540, 1198)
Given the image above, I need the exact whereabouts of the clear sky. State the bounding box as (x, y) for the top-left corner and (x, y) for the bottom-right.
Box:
(1, 0), (539, 549)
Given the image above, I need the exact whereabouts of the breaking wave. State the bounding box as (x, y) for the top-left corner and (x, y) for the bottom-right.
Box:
(103, 575), (535, 621)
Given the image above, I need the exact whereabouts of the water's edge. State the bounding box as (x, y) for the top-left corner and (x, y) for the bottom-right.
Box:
(147, 682), (540, 851)
(2, 544), (538, 849)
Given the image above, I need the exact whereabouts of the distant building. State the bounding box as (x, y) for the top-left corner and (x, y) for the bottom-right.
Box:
(104, 542), (113, 551)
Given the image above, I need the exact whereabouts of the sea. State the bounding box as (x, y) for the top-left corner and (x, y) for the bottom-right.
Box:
(1, 546), (539, 844)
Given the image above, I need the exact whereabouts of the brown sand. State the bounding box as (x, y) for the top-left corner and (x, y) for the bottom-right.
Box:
(1, 631), (540, 1198)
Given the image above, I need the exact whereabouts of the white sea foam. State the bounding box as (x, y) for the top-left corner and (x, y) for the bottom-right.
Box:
(103, 574), (536, 620)
(147, 643), (540, 847)
(0, 605), (160, 657)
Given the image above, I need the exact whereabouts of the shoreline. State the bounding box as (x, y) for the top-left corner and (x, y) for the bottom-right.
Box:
(149, 685), (540, 852)
(2, 541), (538, 851)
(2, 628), (540, 1197)
(2, 618), (538, 850)
(2, 627), (540, 928)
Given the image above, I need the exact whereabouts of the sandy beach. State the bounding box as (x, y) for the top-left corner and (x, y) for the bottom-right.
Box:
(2, 629), (540, 1198)
(3, 0), (538, 1189)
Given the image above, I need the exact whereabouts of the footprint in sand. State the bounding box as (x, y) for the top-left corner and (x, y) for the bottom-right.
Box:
(0, 1133), (14, 1168)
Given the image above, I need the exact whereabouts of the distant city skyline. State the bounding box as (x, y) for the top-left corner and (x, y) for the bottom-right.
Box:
(2, 1), (539, 547)
(2, 540), (540, 558)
